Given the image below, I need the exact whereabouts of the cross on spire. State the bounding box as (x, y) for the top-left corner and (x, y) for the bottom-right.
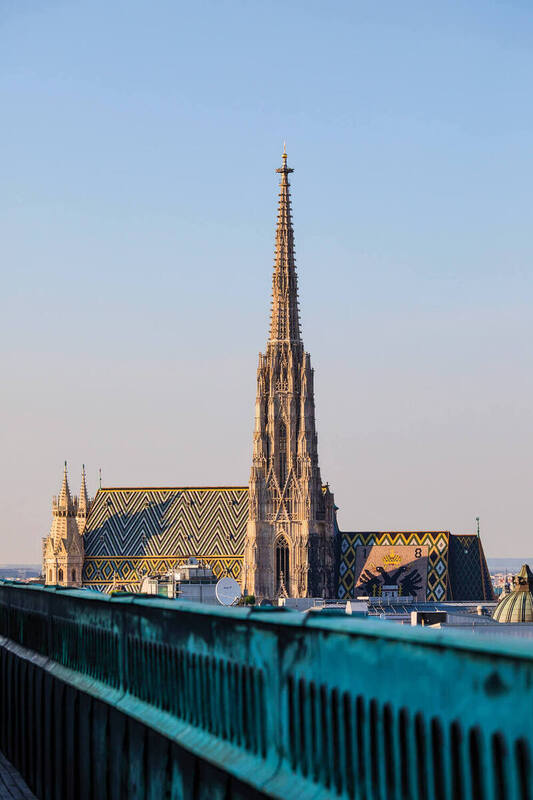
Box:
(269, 148), (301, 345)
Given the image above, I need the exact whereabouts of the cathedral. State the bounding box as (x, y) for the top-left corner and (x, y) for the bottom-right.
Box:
(42, 151), (494, 603)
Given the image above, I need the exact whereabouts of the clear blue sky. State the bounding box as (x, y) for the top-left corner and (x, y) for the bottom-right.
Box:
(1, 0), (532, 561)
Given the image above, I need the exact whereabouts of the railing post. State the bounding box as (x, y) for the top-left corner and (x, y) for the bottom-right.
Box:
(440, 719), (454, 800)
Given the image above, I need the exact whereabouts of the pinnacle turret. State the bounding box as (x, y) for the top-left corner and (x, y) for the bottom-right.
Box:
(78, 464), (88, 514)
(44, 462), (86, 586)
(57, 461), (71, 510)
(269, 147), (301, 346)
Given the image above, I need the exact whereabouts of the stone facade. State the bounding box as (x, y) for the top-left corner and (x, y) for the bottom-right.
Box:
(241, 150), (336, 601)
(42, 464), (90, 587)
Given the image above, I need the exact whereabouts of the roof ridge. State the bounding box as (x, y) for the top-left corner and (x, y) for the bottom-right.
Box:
(340, 530), (451, 535)
(98, 486), (249, 492)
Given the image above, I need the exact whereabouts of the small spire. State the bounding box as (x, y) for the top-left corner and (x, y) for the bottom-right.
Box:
(99, 468), (102, 489)
(78, 464), (88, 513)
(58, 461), (71, 508)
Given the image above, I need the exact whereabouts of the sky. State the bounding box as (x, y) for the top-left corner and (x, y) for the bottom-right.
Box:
(1, 0), (532, 562)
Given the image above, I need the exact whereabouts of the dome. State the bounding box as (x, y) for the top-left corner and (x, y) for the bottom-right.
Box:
(493, 564), (533, 623)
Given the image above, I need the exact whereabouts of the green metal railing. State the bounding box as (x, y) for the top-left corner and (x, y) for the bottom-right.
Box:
(0, 582), (532, 800)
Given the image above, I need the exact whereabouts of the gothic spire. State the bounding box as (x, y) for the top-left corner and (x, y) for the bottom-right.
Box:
(58, 461), (71, 509)
(78, 464), (88, 514)
(243, 152), (336, 601)
(269, 147), (301, 345)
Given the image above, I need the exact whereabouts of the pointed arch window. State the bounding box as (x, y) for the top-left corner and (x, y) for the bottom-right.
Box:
(279, 421), (287, 450)
(58, 568), (63, 583)
(275, 536), (290, 595)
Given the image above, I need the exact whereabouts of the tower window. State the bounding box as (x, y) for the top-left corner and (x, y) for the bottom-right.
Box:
(58, 568), (63, 582)
(48, 570), (52, 583)
(275, 536), (290, 595)
(279, 422), (287, 451)
(72, 569), (76, 582)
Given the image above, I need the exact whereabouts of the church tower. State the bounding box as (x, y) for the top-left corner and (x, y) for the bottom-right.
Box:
(242, 149), (336, 601)
(42, 463), (86, 587)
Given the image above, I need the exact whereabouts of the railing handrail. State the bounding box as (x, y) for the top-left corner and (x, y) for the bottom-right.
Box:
(5, 581), (533, 662)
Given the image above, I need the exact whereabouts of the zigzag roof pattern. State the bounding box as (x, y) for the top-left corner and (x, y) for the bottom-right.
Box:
(83, 487), (248, 559)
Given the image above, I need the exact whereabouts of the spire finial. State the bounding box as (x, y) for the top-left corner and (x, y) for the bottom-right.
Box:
(277, 144), (293, 176)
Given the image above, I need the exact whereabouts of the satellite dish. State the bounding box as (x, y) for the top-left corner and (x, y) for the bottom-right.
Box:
(216, 577), (241, 606)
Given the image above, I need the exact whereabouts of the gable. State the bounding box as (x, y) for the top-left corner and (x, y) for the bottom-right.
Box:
(338, 531), (450, 602)
(337, 531), (494, 602)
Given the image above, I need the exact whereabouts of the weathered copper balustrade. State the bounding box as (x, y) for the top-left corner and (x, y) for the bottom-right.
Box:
(0, 582), (531, 799)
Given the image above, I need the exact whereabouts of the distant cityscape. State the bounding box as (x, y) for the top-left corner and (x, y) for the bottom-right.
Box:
(2, 559), (531, 598)
(0, 565), (40, 581)
(487, 558), (533, 596)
